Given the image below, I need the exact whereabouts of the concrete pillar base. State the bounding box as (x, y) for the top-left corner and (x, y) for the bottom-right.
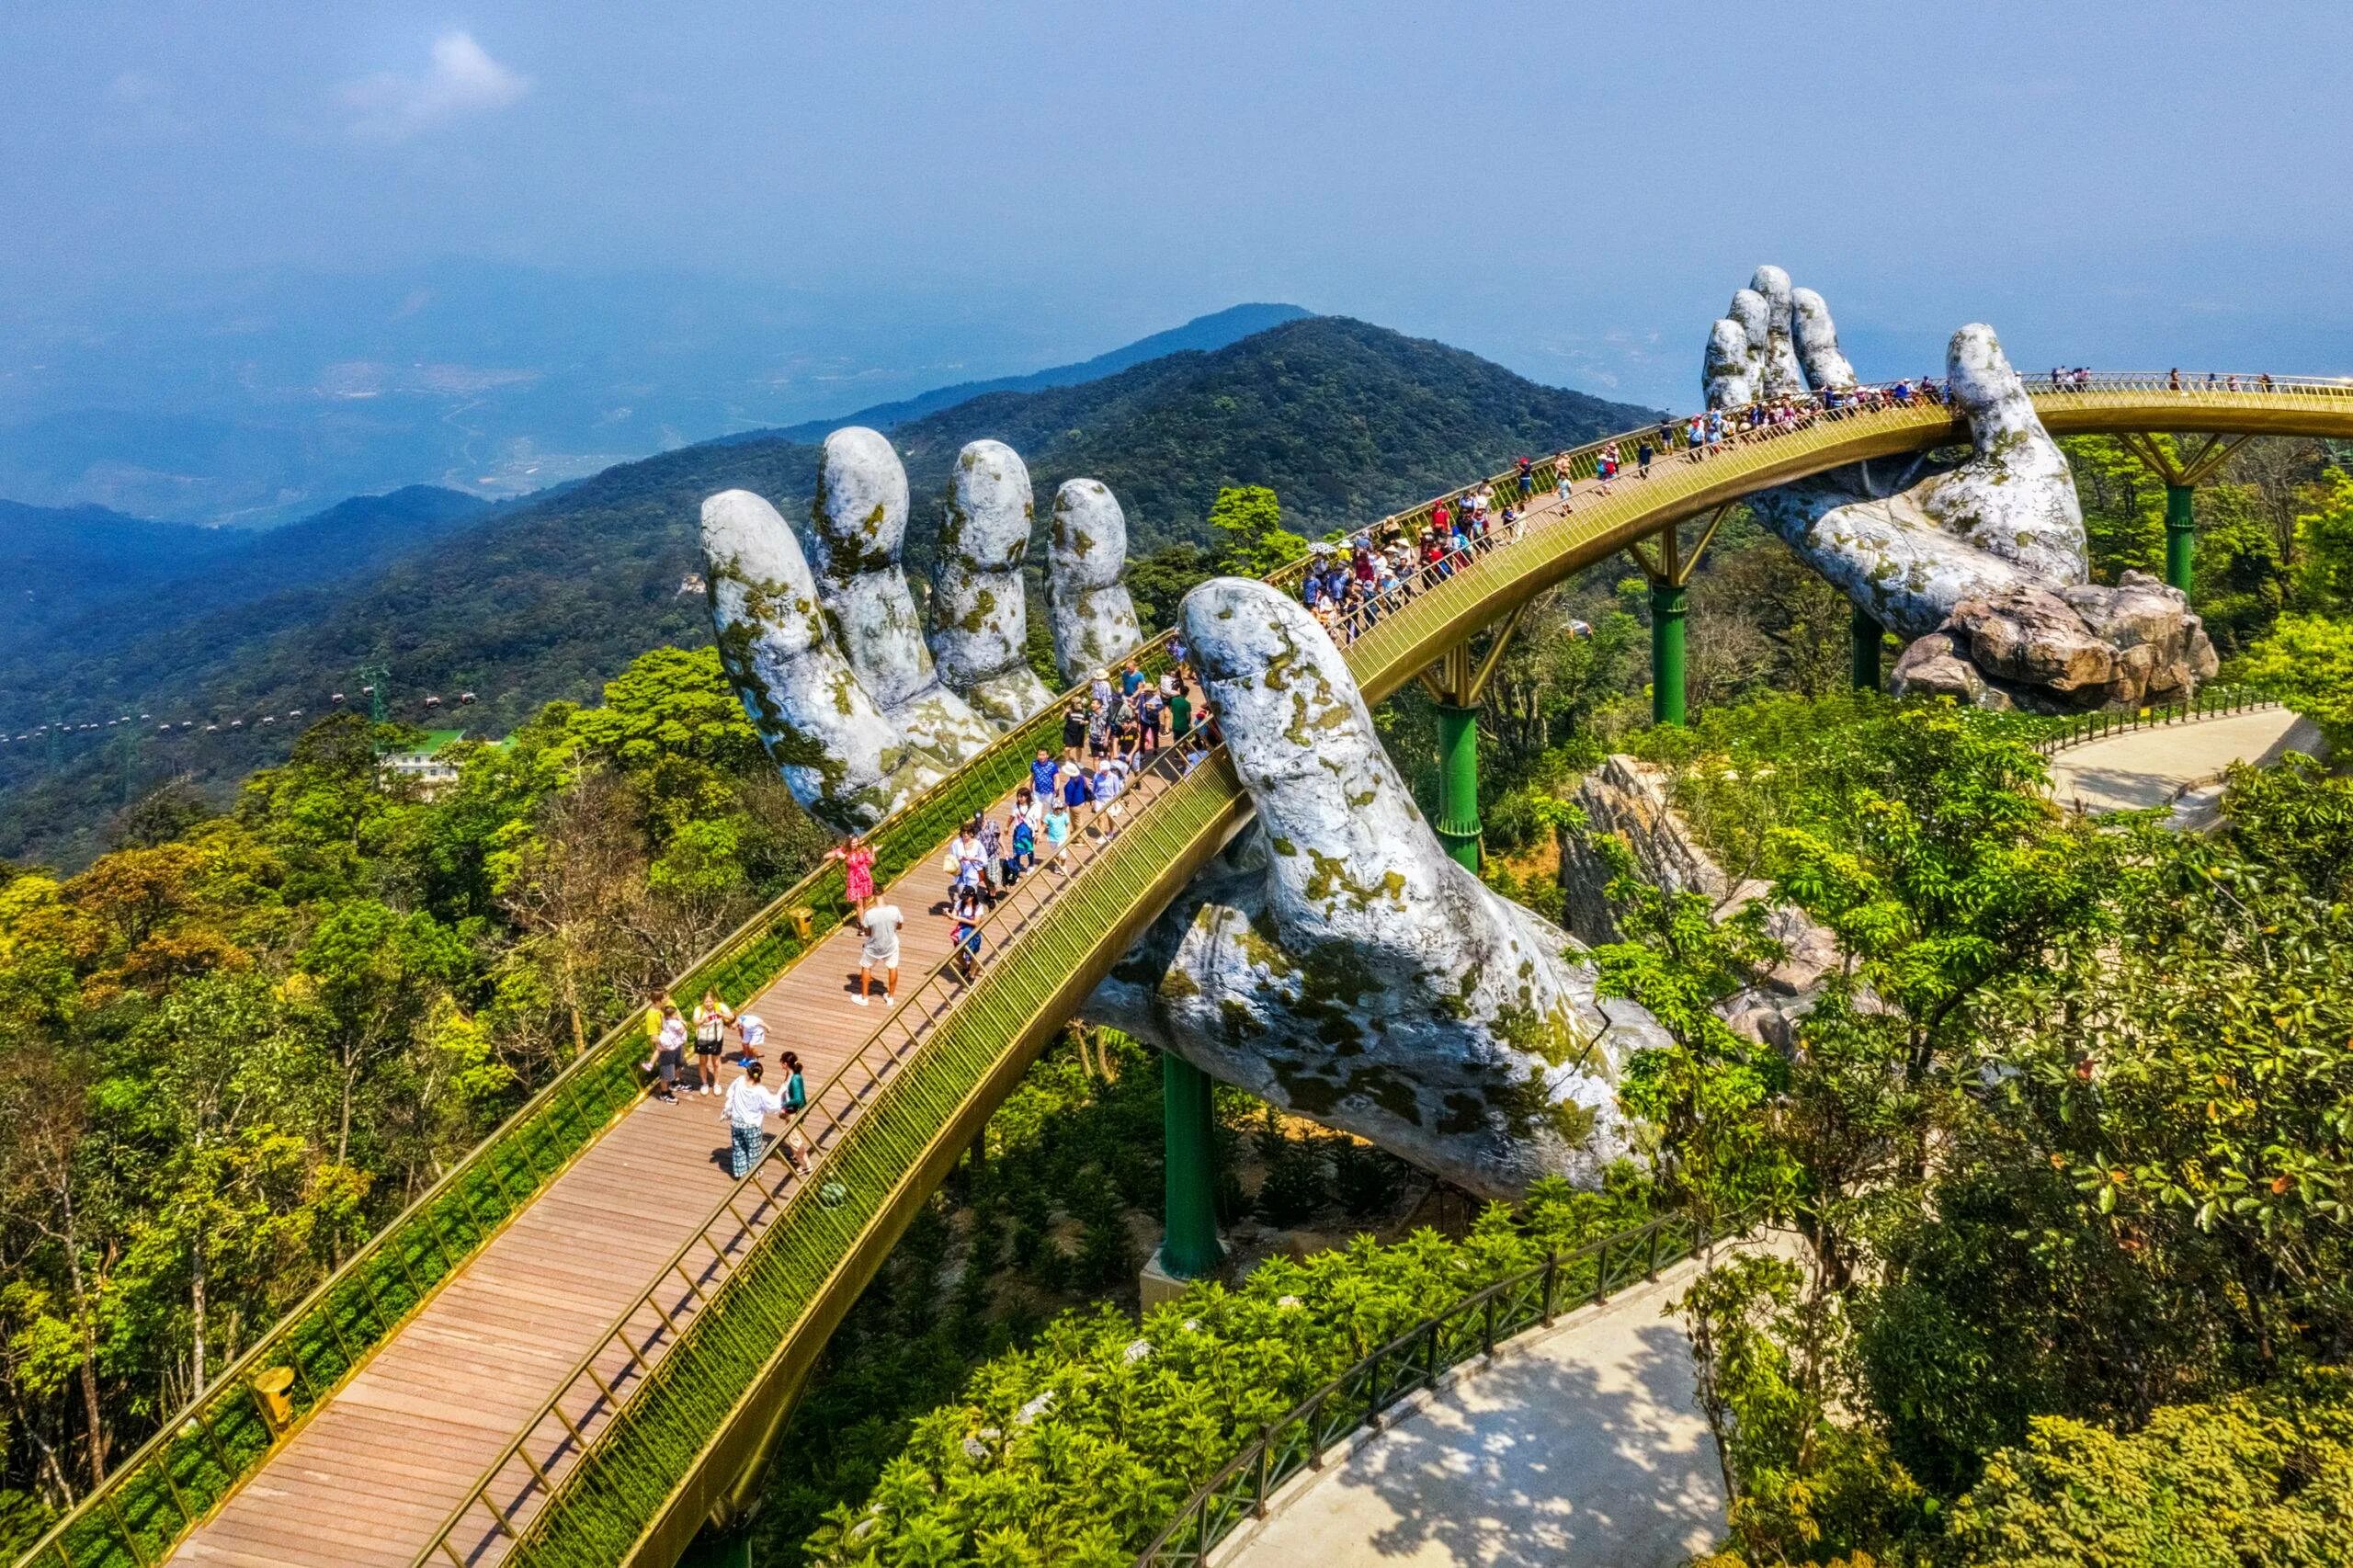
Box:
(1141, 1243), (1211, 1312)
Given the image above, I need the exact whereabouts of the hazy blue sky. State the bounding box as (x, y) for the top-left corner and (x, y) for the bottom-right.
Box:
(4, 1), (2350, 485)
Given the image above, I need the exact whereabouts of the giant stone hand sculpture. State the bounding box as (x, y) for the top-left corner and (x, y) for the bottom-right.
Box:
(1088, 578), (1671, 1199)
(704, 430), (1140, 829)
(1709, 268), (2217, 711)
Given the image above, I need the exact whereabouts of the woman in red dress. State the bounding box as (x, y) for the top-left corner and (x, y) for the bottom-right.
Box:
(828, 833), (877, 912)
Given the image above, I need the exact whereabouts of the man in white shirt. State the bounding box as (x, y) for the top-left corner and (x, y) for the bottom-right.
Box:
(858, 901), (904, 1006)
(721, 1061), (788, 1177)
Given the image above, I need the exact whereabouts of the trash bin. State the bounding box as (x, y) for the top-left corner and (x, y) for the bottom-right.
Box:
(252, 1368), (296, 1437)
(787, 906), (814, 944)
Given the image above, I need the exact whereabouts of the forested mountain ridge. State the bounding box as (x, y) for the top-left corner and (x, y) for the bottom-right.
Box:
(0, 316), (1654, 867)
(753, 302), (1313, 444)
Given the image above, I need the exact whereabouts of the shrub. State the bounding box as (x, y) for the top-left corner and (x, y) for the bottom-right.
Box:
(1949, 1369), (2353, 1567)
(803, 1173), (1652, 1564)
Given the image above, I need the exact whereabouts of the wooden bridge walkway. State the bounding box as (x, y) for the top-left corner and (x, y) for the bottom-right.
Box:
(169, 777), (1049, 1565)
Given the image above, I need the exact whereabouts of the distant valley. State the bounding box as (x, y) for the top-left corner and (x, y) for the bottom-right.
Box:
(0, 313), (1655, 867)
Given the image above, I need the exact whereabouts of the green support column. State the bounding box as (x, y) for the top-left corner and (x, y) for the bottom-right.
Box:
(1161, 1051), (1222, 1279)
(681, 1527), (753, 1568)
(1433, 702), (1483, 871)
(1650, 583), (1688, 727)
(1851, 604), (1883, 692)
(2164, 483), (2196, 595)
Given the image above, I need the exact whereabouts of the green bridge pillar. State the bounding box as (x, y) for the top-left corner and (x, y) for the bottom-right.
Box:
(1434, 702), (1483, 871)
(2165, 483), (2197, 595)
(1651, 583), (1688, 727)
(681, 1526), (753, 1568)
(1159, 1051), (1223, 1282)
(1851, 605), (1883, 692)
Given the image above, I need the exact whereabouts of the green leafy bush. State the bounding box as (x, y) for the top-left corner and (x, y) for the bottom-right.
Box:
(1949, 1369), (2353, 1567)
(802, 1173), (1652, 1566)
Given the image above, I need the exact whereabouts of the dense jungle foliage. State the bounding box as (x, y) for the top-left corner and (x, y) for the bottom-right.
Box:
(0, 646), (825, 1549)
(1599, 703), (2353, 1565)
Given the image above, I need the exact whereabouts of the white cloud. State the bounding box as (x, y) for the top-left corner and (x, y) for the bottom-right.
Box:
(343, 31), (529, 142)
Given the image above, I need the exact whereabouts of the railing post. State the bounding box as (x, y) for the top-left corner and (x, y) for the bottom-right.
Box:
(1540, 1253), (1559, 1326)
(1253, 1425), (1273, 1517)
(1422, 1321), (1440, 1391)
(1482, 1293), (1497, 1358)
(1594, 1236), (1611, 1305)
(1645, 1221), (1664, 1281)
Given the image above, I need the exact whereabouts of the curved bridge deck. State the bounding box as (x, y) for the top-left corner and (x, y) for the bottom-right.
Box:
(170, 780), (1032, 1566)
(22, 375), (2350, 1568)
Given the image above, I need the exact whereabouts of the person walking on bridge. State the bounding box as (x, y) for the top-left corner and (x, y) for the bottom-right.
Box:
(720, 1060), (787, 1178)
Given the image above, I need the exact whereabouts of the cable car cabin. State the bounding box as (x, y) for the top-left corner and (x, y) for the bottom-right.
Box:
(424, 695), (443, 709)
(332, 692), (347, 703)
(459, 691), (477, 705)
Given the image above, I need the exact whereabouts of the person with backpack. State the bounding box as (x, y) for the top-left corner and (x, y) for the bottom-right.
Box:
(692, 990), (734, 1096)
(1007, 810), (1036, 882)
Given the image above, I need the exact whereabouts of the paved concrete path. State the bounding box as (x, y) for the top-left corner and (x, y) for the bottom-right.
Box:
(2049, 708), (2325, 816)
(1221, 1251), (1737, 1568)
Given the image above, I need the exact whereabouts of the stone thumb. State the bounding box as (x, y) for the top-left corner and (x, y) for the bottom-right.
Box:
(1180, 576), (1480, 951)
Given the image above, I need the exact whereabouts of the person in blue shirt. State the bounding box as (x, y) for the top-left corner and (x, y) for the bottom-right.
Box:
(1031, 748), (1059, 800)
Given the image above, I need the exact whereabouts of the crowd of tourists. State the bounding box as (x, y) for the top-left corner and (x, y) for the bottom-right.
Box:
(636, 987), (813, 1176)
(1284, 378), (1973, 647)
(642, 656), (1229, 1178)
